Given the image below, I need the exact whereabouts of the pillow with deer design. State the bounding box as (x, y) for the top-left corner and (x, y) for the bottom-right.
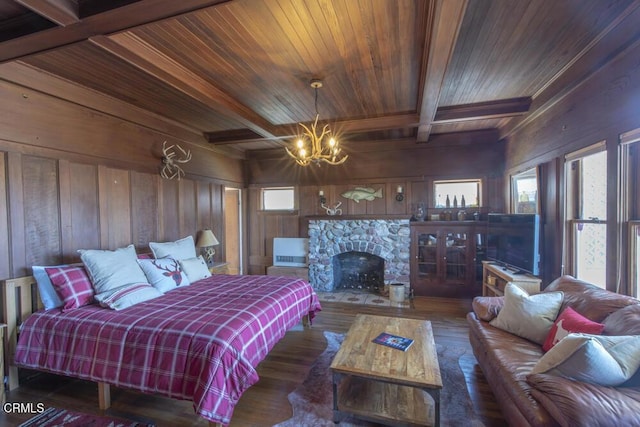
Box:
(542, 307), (604, 352)
(138, 257), (191, 293)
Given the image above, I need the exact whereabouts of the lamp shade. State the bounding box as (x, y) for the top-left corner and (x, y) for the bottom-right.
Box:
(196, 229), (219, 247)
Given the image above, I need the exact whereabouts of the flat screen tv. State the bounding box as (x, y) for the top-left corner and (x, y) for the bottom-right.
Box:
(486, 213), (540, 276)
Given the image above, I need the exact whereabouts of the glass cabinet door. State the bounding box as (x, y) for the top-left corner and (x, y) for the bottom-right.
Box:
(416, 232), (438, 280)
(444, 231), (468, 283)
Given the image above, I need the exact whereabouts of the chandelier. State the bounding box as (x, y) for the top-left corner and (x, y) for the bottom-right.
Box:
(285, 79), (348, 166)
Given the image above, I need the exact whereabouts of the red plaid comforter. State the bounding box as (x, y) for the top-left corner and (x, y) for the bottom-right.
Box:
(15, 274), (321, 425)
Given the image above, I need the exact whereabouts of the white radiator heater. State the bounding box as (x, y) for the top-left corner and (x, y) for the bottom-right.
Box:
(273, 237), (308, 267)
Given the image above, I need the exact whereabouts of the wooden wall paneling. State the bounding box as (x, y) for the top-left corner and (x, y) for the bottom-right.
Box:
(62, 162), (100, 259)
(98, 166), (132, 249)
(196, 181), (212, 231)
(131, 171), (159, 251)
(178, 179), (197, 240)
(0, 152), (10, 279)
(22, 156), (61, 267)
(7, 152), (27, 277)
(210, 184), (225, 262)
(159, 178), (179, 242)
(366, 182), (386, 215)
(385, 181), (407, 215)
(410, 180), (429, 213)
(299, 186), (319, 217)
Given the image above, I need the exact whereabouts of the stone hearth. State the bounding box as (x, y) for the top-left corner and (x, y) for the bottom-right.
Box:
(308, 219), (410, 292)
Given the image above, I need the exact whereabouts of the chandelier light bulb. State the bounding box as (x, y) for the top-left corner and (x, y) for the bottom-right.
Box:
(329, 137), (336, 147)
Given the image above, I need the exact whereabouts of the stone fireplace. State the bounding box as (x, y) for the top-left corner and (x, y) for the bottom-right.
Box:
(308, 219), (410, 292)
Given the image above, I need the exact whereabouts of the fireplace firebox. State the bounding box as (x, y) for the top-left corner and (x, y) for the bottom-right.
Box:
(333, 251), (384, 292)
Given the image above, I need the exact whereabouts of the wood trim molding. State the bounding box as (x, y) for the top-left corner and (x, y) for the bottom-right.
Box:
(16, 0), (79, 27)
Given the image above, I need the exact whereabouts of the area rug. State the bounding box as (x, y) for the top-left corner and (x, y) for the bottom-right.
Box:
(18, 407), (155, 427)
(274, 331), (485, 427)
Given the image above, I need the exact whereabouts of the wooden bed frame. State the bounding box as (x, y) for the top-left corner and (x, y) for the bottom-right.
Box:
(1, 275), (312, 427)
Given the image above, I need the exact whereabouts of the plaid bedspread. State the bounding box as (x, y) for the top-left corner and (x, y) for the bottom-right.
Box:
(15, 274), (321, 425)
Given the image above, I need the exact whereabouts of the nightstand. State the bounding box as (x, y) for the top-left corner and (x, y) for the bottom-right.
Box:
(209, 262), (229, 274)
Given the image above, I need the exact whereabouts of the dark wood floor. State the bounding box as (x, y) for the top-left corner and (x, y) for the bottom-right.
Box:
(1, 297), (508, 426)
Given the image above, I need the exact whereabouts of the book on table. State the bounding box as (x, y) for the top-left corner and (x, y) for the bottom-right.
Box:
(372, 332), (414, 351)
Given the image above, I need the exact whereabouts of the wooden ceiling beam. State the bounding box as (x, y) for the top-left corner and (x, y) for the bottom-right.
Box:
(0, 0), (231, 63)
(15, 0), (79, 26)
(416, 0), (468, 143)
(90, 34), (279, 140)
(205, 113), (420, 145)
(433, 97), (531, 124)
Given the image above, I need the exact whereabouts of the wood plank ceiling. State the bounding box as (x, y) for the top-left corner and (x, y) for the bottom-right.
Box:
(0, 0), (638, 158)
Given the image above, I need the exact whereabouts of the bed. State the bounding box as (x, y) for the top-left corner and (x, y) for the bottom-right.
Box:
(3, 273), (321, 426)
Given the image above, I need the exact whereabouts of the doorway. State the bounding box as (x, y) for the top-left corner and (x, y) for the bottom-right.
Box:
(224, 187), (242, 274)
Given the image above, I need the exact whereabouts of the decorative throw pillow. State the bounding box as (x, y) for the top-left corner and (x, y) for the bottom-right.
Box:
(531, 333), (640, 386)
(542, 306), (604, 351)
(149, 236), (197, 261)
(179, 256), (212, 283)
(79, 244), (149, 295)
(93, 282), (162, 310)
(489, 283), (564, 344)
(33, 264), (84, 310)
(138, 257), (190, 293)
(44, 265), (94, 311)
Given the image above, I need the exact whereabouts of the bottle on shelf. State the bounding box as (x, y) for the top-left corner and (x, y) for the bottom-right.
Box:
(445, 195), (451, 208)
(461, 195), (466, 208)
(453, 196), (458, 208)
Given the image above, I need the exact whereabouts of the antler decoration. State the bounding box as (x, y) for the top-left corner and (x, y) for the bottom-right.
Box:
(160, 141), (192, 180)
(321, 201), (343, 216)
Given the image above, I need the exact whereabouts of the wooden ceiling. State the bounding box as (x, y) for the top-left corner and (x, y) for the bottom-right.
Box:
(0, 0), (638, 158)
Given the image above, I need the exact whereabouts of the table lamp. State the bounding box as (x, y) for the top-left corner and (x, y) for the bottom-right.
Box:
(196, 229), (219, 264)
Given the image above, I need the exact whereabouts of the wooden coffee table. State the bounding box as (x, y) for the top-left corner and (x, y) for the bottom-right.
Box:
(330, 314), (442, 426)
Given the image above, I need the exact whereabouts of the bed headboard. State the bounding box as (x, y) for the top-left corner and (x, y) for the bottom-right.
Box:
(1, 276), (40, 390)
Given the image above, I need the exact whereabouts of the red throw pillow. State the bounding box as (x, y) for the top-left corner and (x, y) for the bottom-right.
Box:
(45, 265), (95, 311)
(542, 306), (605, 351)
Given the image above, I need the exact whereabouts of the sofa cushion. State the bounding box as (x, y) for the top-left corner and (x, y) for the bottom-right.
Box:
(545, 275), (640, 323)
(528, 373), (640, 427)
(490, 283), (564, 344)
(603, 304), (640, 336)
(472, 296), (504, 321)
(532, 334), (640, 386)
(542, 307), (604, 351)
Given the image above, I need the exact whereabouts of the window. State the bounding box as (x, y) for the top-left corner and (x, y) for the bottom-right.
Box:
(262, 187), (294, 210)
(621, 128), (640, 296)
(434, 179), (481, 208)
(565, 143), (607, 288)
(511, 168), (538, 213)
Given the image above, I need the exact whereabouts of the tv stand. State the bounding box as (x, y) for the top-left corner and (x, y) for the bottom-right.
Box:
(482, 261), (541, 296)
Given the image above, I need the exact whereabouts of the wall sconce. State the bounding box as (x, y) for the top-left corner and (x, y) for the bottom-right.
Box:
(196, 229), (219, 265)
(319, 190), (326, 205)
(395, 186), (404, 202)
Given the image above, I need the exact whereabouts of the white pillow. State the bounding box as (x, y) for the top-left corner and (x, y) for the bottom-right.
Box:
(490, 283), (564, 344)
(179, 256), (212, 283)
(531, 333), (640, 386)
(94, 283), (162, 310)
(79, 244), (148, 294)
(149, 236), (196, 261)
(138, 257), (190, 293)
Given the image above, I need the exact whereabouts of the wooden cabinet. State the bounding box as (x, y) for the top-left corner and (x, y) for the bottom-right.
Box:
(482, 261), (541, 296)
(209, 262), (230, 274)
(410, 222), (484, 297)
(266, 265), (309, 281)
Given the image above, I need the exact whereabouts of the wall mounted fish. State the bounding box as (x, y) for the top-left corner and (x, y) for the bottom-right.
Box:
(341, 187), (383, 203)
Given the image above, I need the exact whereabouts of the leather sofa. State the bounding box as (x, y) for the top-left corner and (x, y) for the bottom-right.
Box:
(467, 275), (640, 426)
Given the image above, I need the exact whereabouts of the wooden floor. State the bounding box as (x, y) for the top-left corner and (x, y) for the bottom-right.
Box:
(1, 297), (508, 426)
